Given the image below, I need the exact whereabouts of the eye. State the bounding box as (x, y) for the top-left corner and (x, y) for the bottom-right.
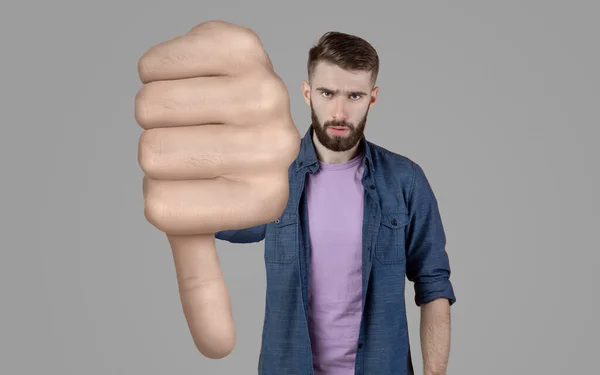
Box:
(350, 94), (362, 100)
(321, 91), (332, 98)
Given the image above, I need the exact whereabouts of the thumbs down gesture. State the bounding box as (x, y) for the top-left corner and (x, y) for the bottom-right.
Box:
(134, 20), (300, 358)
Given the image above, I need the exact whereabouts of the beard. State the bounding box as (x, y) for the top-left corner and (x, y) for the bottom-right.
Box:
(310, 100), (369, 152)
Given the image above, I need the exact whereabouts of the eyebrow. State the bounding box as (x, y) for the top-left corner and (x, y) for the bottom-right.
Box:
(315, 87), (369, 96)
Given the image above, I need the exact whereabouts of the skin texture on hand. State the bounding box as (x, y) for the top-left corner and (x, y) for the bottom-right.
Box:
(134, 20), (301, 359)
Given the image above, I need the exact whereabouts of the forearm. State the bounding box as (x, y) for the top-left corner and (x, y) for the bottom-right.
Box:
(420, 297), (451, 375)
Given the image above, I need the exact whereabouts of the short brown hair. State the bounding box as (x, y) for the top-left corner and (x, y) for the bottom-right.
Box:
(307, 31), (379, 85)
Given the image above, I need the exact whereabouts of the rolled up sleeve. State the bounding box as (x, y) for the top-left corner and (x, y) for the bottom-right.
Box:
(405, 162), (456, 306)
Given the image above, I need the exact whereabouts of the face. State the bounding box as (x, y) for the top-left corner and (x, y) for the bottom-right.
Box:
(303, 61), (379, 152)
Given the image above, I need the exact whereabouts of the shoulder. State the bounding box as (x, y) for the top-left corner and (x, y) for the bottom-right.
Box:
(366, 140), (436, 197)
(367, 140), (418, 175)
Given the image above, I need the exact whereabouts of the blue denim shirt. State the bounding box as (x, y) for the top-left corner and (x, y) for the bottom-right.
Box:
(216, 126), (456, 375)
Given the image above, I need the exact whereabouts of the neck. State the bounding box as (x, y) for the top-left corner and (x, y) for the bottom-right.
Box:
(312, 130), (362, 164)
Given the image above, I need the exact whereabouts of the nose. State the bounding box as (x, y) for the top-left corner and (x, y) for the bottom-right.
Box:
(332, 97), (348, 121)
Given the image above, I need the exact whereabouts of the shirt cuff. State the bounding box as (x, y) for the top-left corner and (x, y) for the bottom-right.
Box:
(414, 279), (456, 306)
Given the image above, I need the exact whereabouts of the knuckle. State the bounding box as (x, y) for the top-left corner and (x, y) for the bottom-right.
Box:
(273, 124), (301, 165)
(189, 21), (270, 71)
(137, 53), (152, 83)
(235, 27), (262, 51)
(189, 20), (230, 33)
(134, 84), (153, 128)
(135, 81), (170, 129)
(143, 182), (167, 230)
(281, 125), (301, 154)
(233, 29), (270, 67)
(256, 121), (299, 170)
(144, 199), (167, 232)
(138, 129), (161, 175)
(257, 75), (289, 115)
(190, 20), (262, 52)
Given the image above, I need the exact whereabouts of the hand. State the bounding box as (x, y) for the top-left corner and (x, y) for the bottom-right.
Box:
(134, 20), (300, 358)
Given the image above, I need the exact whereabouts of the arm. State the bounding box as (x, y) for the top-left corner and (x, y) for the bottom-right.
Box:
(420, 298), (451, 375)
(405, 162), (456, 375)
(215, 223), (267, 243)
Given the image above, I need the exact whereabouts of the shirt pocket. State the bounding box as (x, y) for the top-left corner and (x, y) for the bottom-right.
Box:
(375, 211), (409, 265)
(265, 211), (299, 264)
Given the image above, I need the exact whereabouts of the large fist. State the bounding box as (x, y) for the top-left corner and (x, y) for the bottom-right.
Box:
(134, 21), (300, 358)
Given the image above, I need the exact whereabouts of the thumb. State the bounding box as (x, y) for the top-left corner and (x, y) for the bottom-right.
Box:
(166, 233), (235, 359)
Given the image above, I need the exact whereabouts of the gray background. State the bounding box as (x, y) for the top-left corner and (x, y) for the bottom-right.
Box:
(1, 0), (598, 374)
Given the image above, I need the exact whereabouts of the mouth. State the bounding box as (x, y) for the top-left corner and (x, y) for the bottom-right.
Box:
(327, 126), (350, 136)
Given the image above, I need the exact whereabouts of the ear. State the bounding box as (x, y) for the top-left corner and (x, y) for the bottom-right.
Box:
(301, 80), (311, 106)
(368, 86), (379, 110)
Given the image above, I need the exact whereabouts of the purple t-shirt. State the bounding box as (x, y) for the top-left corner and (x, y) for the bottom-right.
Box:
(305, 154), (365, 375)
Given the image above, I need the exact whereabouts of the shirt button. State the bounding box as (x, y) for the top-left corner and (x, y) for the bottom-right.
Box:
(391, 219), (397, 225)
(369, 184), (375, 189)
(275, 218), (280, 224)
(358, 343), (363, 348)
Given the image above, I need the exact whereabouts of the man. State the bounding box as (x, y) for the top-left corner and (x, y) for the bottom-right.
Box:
(135, 20), (455, 375)
(216, 31), (456, 375)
